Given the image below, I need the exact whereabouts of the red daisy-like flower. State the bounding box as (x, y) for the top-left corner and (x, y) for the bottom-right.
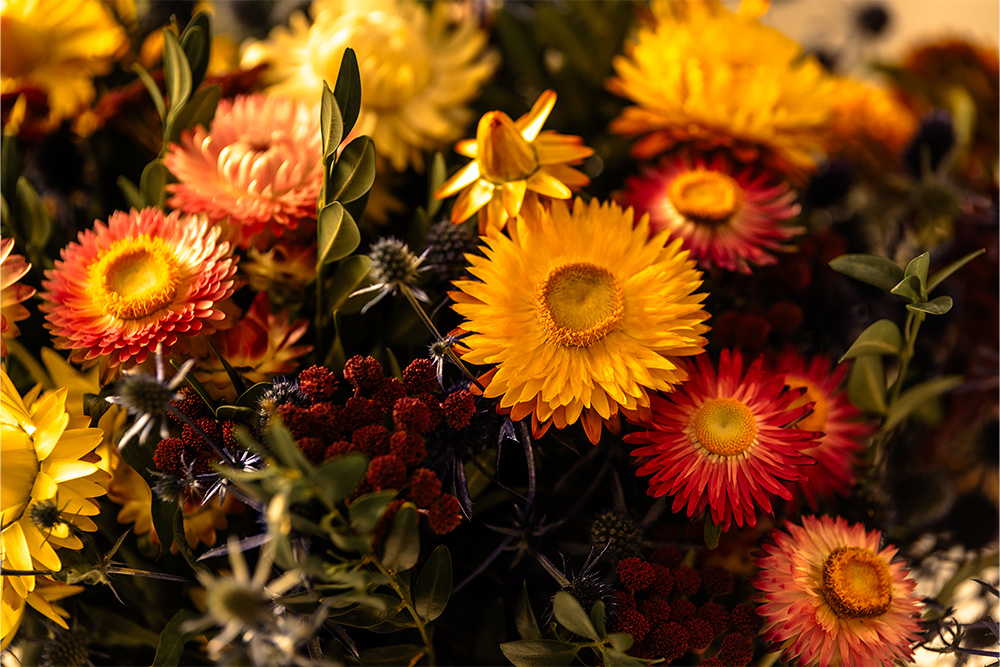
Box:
(773, 349), (875, 509)
(164, 94), (323, 249)
(752, 515), (923, 667)
(622, 152), (801, 274)
(40, 207), (237, 371)
(626, 349), (819, 531)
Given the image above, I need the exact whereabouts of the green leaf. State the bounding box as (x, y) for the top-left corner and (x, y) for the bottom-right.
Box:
(215, 405), (255, 422)
(840, 319), (903, 362)
(928, 248), (986, 292)
(316, 202), (360, 266)
(162, 29), (193, 121)
(167, 84), (221, 144)
(357, 644), (424, 665)
(515, 582), (542, 640)
(890, 274), (923, 303)
(15, 176), (53, 251)
(326, 255), (373, 313)
(348, 490), (397, 534)
(884, 375), (963, 432)
(904, 252), (930, 290)
(427, 152), (446, 217)
(313, 453), (369, 505)
(500, 640), (578, 667)
(414, 545), (452, 622)
(829, 254), (904, 292)
(382, 504), (419, 572)
(602, 648), (648, 667)
(847, 354), (887, 415)
(208, 342), (248, 396)
(179, 12), (211, 90)
(704, 516), (722, 549)
(589, 600), (606, 639)
(320, 81), (343, 158)
(327, 136), (376, 204)
(553, 591), (600, 641)
(140, 160), (168, 209)
(265, 419), (312, 474)
(131, 62), (166, 119)
(235, 382), (272, 411)
(2, 135), (21, 198)
(607, 633), (634, 653)
(151, 609), (200, 666)
(117, 176), (143, 210)
(906, 296), (954, 315)
(333, 48), (362, 138)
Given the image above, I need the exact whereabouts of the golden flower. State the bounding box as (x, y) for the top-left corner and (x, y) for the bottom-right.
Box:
(193, 292), (312, 402)
(40, 207), (238, 373)
(827, 78), (918, 172)
(1, 238), (35, 357)
(0, 365), (108, 648)
(241, 0), (498, 172)
(450, 198), (710, 444)
(2, 575), (83, 650)
(434, 90), (594, 233)
(164, 94), (324, 250)
(608, 0), (835, 181)
(0, 0), (126, 131)
(243, 240), (317, 305)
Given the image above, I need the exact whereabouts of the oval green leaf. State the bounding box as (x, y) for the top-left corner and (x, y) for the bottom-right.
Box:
(904, 252), (930, 288)
(829, 254), (904, 292)
(840, 319), (903, 362)
(414, 545), (452, 621)
(847, 354), (887, 415)
(553, 591), (599, 641)
(317, 202), (361, 266)
(382, 504), (419, 572)
(162, 30), (193, 122)
(500, 640), (578, 667)
(906, 295), (954, 315)
(328, 136), (376, 204)
(890, 274), (923, 303)
(320, 82), (343, 158)
(928, 248), (985, 292)
(884, 375), (963, 432)
(333, 48), (362, 137)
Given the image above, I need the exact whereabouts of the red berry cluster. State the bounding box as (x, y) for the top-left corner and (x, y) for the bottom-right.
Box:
(278, 356), (472, 536)
(609, 554), (761, 666)
(154, 392), (237, 495)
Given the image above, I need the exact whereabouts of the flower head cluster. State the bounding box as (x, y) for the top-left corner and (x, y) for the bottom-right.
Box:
(1, 237), (35, 357)
(433, 90), (595, 233)
(627, 349), (820, 531)
(752, 515), (923, 667)
(608, 0), (835, 180)
(266, 358), (470, 535)
(241, 0), (498, 172)
(451, 197), (710, 444)
(40, 207), (238, 372)
(622, 152), (802, 274)
(164, 94), (324, 249)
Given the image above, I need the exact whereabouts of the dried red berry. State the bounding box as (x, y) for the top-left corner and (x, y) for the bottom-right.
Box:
(366, 454), (407, 491)
(393, 397), (432, 434)
(407, 468), (443, 507)
(427, 494), (462, 534)
(353, 425), (390, 457)
(443, 390), (476, 429)
(402, 358), (438, 395)
(343, 355), (384, 391)
(298, 365), (337, 401)
(389, 431), (426, 466)
(617, 558), (657, 592)
(719, 633), (752, 667)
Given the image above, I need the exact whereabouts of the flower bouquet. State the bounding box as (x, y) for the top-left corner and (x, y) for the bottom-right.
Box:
(1, 1), (997, 666)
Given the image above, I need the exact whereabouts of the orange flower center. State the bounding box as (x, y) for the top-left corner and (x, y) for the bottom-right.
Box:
(692, 397), (757, 456)
(536, 262), (624, 347)
(477, 111), (539, 184)
(822, 546), (893, 619)
(784, 374), (829, 432)
(667, 169), (743, 223)
(90, 235), (180, 320)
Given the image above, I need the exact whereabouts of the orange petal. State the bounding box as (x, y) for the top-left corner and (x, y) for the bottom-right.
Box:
(451, 179), (494, 223)
(501, 180), (528, 218)
(435, 161), (481, 199)
(526, 170), (573, 199)
(516, 89), (557, 142)
(477, 111), (537, 183)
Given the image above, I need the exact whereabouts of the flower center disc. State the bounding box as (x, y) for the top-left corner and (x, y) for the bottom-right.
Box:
(90, 235), (180, 320)
(692, 397), (757, 456)
(785, 375), (829, 432)
(667, 169), (743, 223)
(822, 546), (893, 618)
(537, 262), (624, 347)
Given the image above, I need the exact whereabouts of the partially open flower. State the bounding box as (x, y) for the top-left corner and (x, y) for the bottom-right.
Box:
(0, 237), (35, 357)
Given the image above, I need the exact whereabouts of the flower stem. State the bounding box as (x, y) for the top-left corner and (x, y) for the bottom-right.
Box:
(888, 310), (925, 410)
(375, 559), (436, 665)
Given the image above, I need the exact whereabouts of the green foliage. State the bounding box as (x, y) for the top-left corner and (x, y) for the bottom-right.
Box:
(151, 609), (200, 666)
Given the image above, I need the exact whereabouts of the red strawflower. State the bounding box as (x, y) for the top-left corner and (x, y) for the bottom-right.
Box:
(367, 454), (407, 491)
(389, 431), (427, 467)
(298, 365), (337, 401)
(443, 389), (476, 429)
(427, 494), (462, 534)
(344, 355), (384, 391)
(617, 558), (657, 592)
(394, 397), (433, 434)
(627, 349), (820, 531)
(407, 468), (443, 508)
(403, 357), (439, 395)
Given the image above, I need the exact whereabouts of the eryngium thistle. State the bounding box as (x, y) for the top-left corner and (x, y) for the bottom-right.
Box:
(40, 629), (91, 667)
(370, 238), (423, 287)
(424, 220), (479, 283)
(589, 510), (644, 559)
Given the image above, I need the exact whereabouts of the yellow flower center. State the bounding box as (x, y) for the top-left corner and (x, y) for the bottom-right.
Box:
(89, 235), (180, 320)
(784, 375), (829, 432)
(323, 12), (431, 110)
(0, 16), (48, 79)
(667, 169), (743, 223)
(537, 262), (624, 347)
(691, 397), (757, 456)
(478, 111), (539, 184)
(822, 546), (893, 619)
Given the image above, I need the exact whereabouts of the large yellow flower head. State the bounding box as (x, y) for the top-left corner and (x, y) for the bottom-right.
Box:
(241, 0), (498, 172)
(608, 0), (835, 181)
(0, 0), (126, 130)
(450, 198), (710, 444)
(1, 366), (108, 648)
(827, 78), (919, 173)
(434, 90), (595, 234)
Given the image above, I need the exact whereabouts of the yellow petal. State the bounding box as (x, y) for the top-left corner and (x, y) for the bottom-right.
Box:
(477, 111), (538, 183)
(516, 89), (557, 142)
(451, 179), (495, 223)
(501, 180), (528, 218)
(434, 161), (481, 199)
(526, 170), (573, 199)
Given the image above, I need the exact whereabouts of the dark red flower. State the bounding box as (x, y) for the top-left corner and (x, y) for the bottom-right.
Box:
(353, 425), (391, 457)
(407, 468), (443, 507)
(699, 565), (734, 597)
(344, 355), (384, 391)
(394, 397), (433, 434)
(719, 633), (752, 667)
(389, 431), (427, 466)
(403, 357), (439, 395)
(685, 618), (715, 650)
(427, 494), (462, 534)
(298, 365), (337, 401)
(617, 558), (657, 592)
(443, 389), (476, 429)
(367, 454), (407, 490)
(615, 608), (650, 643)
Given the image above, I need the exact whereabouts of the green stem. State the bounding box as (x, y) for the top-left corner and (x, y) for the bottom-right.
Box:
(399, 285), (485, 392)
(888, 310), (924, 410)
(315, 274), (326, 360)
(375, 559), (436, 665)
(758, 647), (784, 667)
